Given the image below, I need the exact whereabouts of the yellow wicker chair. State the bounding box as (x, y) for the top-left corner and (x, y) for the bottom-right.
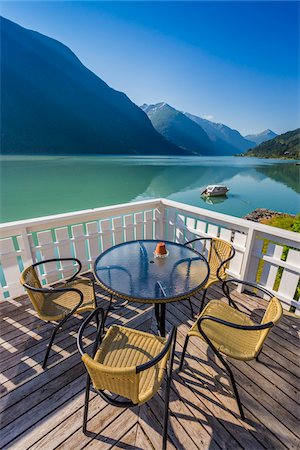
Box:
(184, 237), (235, 313)
(20, 258), (100, 369)
(77, 307), (177, 450)
(179, 279), (283, 419)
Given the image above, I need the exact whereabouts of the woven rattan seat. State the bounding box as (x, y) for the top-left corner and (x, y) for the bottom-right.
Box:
(189, 300), (261, 360)
(20, 258), (100, 368)
(45, 280), (96, 321)
(179, 279), (283, 419)
(78, 309), (176, 450)
(82, 325), (169, 404)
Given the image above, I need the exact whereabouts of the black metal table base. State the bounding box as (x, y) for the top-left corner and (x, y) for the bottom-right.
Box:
(154, 303), (166, 337)
(108, 294), (129, 310)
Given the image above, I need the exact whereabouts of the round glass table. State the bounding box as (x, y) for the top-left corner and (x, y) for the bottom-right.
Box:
(94, 239), (209, 336)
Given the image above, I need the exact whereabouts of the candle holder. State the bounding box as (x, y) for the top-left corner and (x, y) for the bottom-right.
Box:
(154, 242), (169, 259)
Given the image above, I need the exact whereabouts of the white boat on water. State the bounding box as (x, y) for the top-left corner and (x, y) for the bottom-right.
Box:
(201, 185), (229, 197)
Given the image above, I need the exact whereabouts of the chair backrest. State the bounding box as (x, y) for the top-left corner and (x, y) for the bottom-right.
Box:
(208, 238), (234, 280)
(20, 266), (46, 319)
(81, 325), (171, 405)
(82, 354), (140, 403)
(255, 296), (283, 354)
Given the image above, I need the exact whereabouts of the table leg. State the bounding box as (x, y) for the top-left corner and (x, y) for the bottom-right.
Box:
(109, 296), (128, 309)
(154, 303), (166, 337)
(159, 303), (166, 337)
(154, 303), (160, 326)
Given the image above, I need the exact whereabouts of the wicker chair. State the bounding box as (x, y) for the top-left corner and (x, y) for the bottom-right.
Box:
(184, 237), (235, 313)
(20, 258), (100, 369)
(179, 279), (283, 419)
(77, 307), (177, 450)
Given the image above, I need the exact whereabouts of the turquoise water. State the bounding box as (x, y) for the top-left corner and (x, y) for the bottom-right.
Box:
(0, 155), (299, 223)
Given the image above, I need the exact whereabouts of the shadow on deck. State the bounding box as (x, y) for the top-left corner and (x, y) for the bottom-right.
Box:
(0, 275), (299, 449)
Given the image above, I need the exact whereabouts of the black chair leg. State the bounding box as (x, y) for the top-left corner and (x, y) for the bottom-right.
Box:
(162, 371), (171, 450)
(199, 289), (207, 313)
(95, 311), (100, 329)
(211, 347), (245, 420)
(162, 329), (177, 450)
(83, 375), (91, 434)
(188, 298), (194, 317)
(178, 334), (189, 371)
(255, 349), (262, 363)
(42, 307), (78, 369)
(42, 322), (61, 369)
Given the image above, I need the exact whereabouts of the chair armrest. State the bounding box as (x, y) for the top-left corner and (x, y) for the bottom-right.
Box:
(66, 277), (93, 287)
(222, 279), (274, 305)
(33, 258), (82, 283)
(197, 315), (274, 333)
(136, 327), (177, 373)
(77, 306), (105, 358)
(184, 237), (209, 247)
(23, 283), (84, 317)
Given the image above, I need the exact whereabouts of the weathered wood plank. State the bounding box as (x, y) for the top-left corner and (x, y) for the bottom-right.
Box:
(0, 276), (299, 450)
(0, 302), (151, 398)
(84, 408), (138, 449)
(168, 300), (288, 450)
(1, 375), (86, 448)
(0, 307), (152, 420)
(138, 403), (177, 450)
(110, 423), (138, 449)
(134, 423), (155, 450)
(171, 333), (267, 449)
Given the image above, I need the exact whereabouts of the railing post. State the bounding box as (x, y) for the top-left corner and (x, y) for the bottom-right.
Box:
(237, 226), (256, 292)
(154, 201), (165, 240)
(20, 227), (35, 268)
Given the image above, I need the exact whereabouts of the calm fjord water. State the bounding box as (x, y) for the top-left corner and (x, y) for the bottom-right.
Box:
(1, 156), (299, 223)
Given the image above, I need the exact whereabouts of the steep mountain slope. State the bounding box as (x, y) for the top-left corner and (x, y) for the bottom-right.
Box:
(245, 129), (277, 146)
(185, 112), (255, 154)
(141, 103), (213, 155)
(244, 129), (300, 159)
(0, 17), (181, 155)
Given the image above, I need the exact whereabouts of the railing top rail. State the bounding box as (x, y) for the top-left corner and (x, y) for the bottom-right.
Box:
(161, 199), (300, 246)
(0, 198), (162, 235)
(0, 197), (299, 247)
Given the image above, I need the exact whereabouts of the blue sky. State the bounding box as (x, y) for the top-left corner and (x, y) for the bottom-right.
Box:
(1, 1), (299, 135)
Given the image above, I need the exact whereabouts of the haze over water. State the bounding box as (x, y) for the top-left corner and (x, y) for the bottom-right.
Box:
(1, 156), (299, 223)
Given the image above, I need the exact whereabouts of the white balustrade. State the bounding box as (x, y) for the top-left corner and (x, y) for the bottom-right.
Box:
(0, 198), (299, 314)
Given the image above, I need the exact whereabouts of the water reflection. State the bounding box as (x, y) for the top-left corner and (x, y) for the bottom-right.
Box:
(200, 195), (228, 205)
(256, 163), (299, 193)
(1, 156), (299, 222)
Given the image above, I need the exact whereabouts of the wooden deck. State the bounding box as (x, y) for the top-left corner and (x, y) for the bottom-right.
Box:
(0, 275), (299, 450)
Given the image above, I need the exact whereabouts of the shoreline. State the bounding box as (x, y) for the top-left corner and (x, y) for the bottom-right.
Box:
(243, 208), (295, 223)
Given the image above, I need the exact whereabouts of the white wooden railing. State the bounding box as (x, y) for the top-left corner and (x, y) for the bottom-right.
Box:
(1, 198), (299, 314)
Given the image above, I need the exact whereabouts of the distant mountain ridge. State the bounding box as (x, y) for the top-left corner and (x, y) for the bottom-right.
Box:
(0, 17), (181, 155)
(0, 17), (289, 158)
(140, 103), (213, 155)
(142, 103), (258, 155)
(184, 112), (255, 154)
(245, 129), (277, 146)
(244, 129), (300, 159)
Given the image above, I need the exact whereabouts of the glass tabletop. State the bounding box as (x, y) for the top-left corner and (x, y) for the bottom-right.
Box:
(94, 240), (209, 303)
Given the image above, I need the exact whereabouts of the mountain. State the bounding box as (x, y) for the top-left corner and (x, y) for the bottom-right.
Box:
(244, 129), (277, 146)
(244, 129), (300, 159)
(0, 17), (181, 155)
(141, 103), (213, 155)
(184, 112), (255, 154)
